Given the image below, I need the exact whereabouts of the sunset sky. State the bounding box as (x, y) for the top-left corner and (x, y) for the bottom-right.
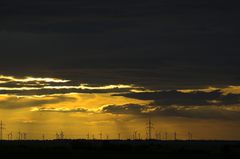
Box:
(1, 0), (240, 140)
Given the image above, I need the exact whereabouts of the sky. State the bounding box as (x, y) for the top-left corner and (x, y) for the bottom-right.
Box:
(1, 0), (240, 140)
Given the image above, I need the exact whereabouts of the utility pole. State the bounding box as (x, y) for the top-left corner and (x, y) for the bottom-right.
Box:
(146, 118), (154, 140)
(155, 131), (161, 140)
(165, 132), (168, 140)
(0, 121), (5, 140)
(174, 132), (177, 141)
(133, 131), (137, 140)
(188, 132), (192, 141)
(155, 131), (158, 140)
(87, 133), (90, 140)
(8, 132), (13, 140)
(18, 131), (22, 140)
(99, 132), (102, 140)
(118, 133), (121, 140)
(158, 132), (161, 140)
(23, 133), (27, 140)
(42, 134), (45, 140)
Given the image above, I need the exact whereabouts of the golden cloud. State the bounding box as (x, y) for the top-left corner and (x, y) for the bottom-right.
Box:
(0, 75), (70, 83)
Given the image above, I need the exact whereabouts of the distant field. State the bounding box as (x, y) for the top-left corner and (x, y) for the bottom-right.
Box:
(0, 140), (240, 159)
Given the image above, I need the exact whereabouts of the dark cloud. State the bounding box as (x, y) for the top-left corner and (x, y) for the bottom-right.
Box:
(0, 88), (130, 96)
(0, 95), (76, 109)
(113, 90), (240, 106)
(101, 104), (144, 114)
(36, 107), (89, 113)
(0, 0), (240, 89)
(101, 104), (240, 120)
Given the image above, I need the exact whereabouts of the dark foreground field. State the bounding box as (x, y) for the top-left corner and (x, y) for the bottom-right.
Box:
(0, 140), (240, 159)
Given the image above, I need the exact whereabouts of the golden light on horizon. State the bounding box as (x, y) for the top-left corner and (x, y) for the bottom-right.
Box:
(1, 74), (240, 140)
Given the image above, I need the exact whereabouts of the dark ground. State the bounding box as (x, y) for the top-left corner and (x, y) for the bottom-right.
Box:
(0, 140), (240, 159)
